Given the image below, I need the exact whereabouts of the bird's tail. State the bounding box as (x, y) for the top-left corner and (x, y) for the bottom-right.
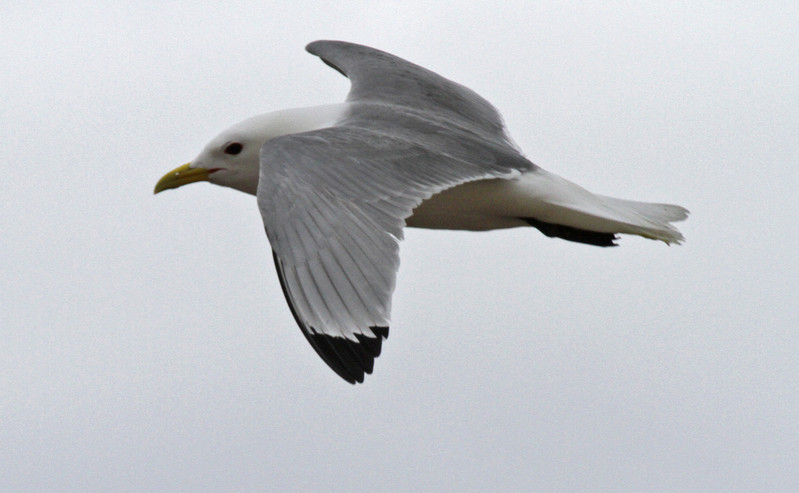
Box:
(515, 169), (689, 246)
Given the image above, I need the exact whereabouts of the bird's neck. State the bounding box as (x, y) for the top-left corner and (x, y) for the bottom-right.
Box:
(260, 103), (350, 137)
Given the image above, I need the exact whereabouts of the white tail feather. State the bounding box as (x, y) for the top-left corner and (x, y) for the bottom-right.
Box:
(511, 170), (689, 244)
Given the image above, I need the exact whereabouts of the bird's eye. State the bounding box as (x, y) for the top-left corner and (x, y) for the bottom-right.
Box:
(224, 142), (243, 155)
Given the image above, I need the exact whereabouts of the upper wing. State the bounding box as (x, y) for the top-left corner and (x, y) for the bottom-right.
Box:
(258, 111), (533, 383)
(306, 40), (514, 145)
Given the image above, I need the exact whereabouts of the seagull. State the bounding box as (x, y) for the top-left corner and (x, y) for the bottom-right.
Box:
(154, 40), (688, 384)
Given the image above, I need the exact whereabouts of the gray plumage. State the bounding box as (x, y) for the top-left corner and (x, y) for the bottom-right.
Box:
(258, 42), (537, 382)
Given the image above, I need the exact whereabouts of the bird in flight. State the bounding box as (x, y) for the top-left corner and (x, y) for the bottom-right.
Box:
(155, 41), (688, 384)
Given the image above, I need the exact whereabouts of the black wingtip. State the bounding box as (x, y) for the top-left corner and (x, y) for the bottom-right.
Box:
(304, 327), (390, 384)
(271, 251), (391, 384)
(523, 217), (619, 247)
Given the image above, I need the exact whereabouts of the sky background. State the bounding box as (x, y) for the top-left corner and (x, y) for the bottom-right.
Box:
(2, 2), (798, 491)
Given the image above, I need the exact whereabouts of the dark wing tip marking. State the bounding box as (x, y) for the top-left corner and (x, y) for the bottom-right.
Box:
(523, 217), (619, 247)
(304, 327), (389, 384)
(272, 250), (390, 384)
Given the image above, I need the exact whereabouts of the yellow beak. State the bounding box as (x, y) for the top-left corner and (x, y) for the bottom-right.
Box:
(153, 163), (213, 194)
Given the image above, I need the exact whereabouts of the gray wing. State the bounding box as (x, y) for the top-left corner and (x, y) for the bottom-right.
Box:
(306, 40), (514, 145)
(257, 44), (535, 384)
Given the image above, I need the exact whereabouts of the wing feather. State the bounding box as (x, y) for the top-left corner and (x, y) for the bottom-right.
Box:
(256, 42), (535, 383)
(306, 40), (511, 144)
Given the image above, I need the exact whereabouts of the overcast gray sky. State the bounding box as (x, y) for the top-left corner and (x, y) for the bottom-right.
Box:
(2, 2), (798, 491)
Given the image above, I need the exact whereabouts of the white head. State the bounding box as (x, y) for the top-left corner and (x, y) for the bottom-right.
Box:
(154, 104), (347, 196)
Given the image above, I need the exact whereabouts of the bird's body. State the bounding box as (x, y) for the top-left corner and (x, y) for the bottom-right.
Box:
(155, 41), (688, 383)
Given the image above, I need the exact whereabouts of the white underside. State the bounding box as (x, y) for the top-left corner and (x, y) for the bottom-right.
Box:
(407, 169), (688, 244)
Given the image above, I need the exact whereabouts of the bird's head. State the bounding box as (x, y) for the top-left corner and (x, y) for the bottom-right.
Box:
(153, 114), (274, 196)
(154, 104), (347, 197)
